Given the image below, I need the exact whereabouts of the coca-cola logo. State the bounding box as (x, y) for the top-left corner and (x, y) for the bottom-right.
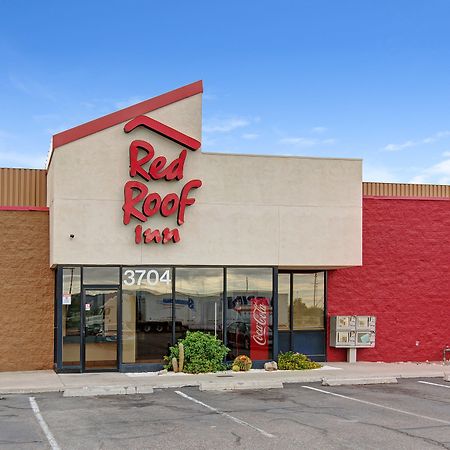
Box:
(252, 300), (268, 346)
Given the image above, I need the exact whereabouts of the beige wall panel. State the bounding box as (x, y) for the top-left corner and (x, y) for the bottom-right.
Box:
(278, 206), (362, 266)
(49, 91), (363, 268)
(51, 199), (141, 265)
(197, 153), (362, 206)
(139, 203), (281, 266)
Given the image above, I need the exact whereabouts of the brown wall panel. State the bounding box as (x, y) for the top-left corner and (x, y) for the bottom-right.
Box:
(0, 168), (47, 207)
(0, 211), (54, 371)
(363, 182), (450, 198)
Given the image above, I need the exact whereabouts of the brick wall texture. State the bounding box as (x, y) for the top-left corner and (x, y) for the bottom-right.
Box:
(0, 211), (54, 371)
(327, 197), (450, 362)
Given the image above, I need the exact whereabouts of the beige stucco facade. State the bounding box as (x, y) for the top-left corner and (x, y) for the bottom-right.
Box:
(48, 89), (362, 268)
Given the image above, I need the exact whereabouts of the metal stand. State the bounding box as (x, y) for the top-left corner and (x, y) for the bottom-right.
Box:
(443, 347), (450, 365)
(347, 348), (357, 364)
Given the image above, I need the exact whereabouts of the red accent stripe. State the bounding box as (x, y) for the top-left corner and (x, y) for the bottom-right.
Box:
(124, 116), (201, 151)
(52, 80), (203, 151)
(364, 195), (450, 201)
(0, 206), (49, 211)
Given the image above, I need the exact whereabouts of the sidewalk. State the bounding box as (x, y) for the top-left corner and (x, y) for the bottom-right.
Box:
(0, 362), (448, 396)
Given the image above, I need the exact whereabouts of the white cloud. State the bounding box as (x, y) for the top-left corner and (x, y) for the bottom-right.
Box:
(363, 164), (399, 183)
(383, 131), (450, 152)
(279, 136), (336, 147)
(115, 96), (146, 109)
(203, 117), (251, 133)
(242, 133), (259, 140)
(9, 73), (56, 101)
(442, 151), (450, 157)
(311, 126), (327, 134)
(410, 157), (450, 185)
(280, 137), (317, 146)
(383, 140), (416, 151)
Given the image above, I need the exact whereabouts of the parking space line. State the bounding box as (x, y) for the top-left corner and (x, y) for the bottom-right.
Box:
(174, 390), (275, 438)
(302, 386), (450, 426)
(29, 397), (60, 450)
(418, 381), (450, 389)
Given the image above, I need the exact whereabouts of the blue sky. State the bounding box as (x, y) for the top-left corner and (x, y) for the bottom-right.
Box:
(1, 1), (450, 183)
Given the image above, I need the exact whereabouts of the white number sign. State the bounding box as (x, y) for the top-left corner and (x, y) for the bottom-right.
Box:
(123, 269), (171, 286)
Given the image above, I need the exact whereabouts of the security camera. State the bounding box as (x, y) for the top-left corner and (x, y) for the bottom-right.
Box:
(69, 234), (75, 239)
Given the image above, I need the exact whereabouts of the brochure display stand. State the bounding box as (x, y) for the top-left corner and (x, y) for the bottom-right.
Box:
(330, 315), (376, 363)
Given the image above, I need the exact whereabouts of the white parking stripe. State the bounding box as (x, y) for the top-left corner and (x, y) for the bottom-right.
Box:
(302, 385), (450, 425)
(175, 390), (275, 438)
(418, 380), (450, 389)
(29, 397), (61, 450)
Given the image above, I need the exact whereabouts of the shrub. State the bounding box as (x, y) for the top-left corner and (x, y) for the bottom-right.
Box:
(164, 331), (230, 374)
(277, 351), (321, 370)
(231, 355), (252, 372)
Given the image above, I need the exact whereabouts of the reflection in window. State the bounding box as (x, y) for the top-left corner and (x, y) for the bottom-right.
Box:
(293, 273), (325, 330)
(83, 267), (119, 285)
(122, 267), (173, 364)
(226, 268), (273, 360)
(175, 268), (223, 341)
(62, 267), (81, 366)
(278, 273), (290, 331)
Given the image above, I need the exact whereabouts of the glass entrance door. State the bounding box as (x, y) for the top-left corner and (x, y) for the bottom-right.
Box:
(278, 272), (326, 361)
(83, 289), (118, 370)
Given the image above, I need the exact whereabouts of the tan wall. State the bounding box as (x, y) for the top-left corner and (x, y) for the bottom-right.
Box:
(48, 92), (363, 269)
(0, 211), (54, 371)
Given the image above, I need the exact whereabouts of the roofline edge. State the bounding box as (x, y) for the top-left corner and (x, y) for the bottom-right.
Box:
(48, 80), (203, 166)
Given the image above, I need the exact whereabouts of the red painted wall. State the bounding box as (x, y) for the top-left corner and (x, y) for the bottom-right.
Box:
(327, 197), (450, 362)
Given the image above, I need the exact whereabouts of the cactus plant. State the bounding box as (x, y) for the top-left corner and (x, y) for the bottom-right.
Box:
(172, 357), (179, 373)
(178, 342), (184, 372)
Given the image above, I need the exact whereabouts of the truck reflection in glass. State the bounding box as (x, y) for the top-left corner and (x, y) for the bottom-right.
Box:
(136, 293), (221, 335)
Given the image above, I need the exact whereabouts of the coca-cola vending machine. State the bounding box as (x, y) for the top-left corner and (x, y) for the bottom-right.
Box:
(250, 297), (271, 360)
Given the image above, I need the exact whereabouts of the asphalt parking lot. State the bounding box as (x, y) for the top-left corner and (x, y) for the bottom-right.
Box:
(1, 378), (450, 449)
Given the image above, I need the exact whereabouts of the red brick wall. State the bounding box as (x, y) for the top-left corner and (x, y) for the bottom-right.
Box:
(0, 211), (54, 371)
(328, 197), (450, 362)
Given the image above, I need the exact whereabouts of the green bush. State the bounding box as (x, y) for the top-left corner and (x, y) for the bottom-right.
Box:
(164, 331), (230, 374)
(277, 351), (321, 370)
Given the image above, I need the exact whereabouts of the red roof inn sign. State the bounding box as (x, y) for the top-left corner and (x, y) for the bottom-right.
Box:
(122, 115), (202, 245)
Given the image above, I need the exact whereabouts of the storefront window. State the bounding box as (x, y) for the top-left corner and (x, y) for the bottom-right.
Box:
(278, 273), (290, 331)
(175, 268), (223, 341)
(62, 267), (81, 366)
(293, 272), (325, 330)
(83, 267), (119, 285)
(226, 268), (273, 360)
(122, 267), (173, 364)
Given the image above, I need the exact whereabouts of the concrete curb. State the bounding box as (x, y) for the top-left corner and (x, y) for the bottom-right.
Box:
(199, 380), (284, 391)
(322, 377), (398, 386)
(0, 387), (63, 395)
(63, 385), (154, 397)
